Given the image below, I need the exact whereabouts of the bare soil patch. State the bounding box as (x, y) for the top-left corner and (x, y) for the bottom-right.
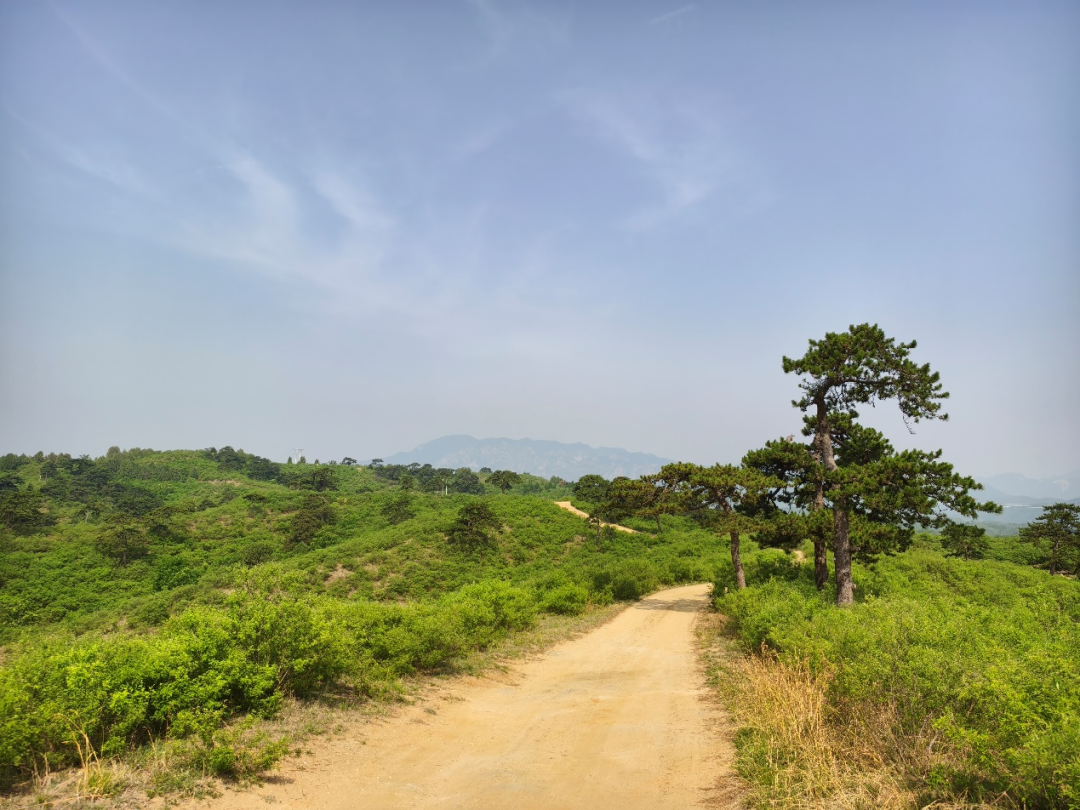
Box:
(553, 500), (637, 533)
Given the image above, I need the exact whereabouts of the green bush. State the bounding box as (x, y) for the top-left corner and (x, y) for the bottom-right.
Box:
(717, 548), (1080, 808)
(152, 555), (201, 591)
(592, 559), (659, 601)
(540, 584), (589, 615)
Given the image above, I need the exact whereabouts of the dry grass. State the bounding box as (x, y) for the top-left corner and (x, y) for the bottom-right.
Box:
(696, 613), (995, 810)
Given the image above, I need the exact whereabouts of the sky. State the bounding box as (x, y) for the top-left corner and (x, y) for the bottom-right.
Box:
(1, 0), (1077, 478)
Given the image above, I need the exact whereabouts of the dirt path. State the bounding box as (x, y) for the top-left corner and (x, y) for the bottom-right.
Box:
(184, 584), (738, 810)
(553, 500), (637, 533)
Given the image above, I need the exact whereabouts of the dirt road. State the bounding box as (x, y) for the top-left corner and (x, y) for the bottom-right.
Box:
(185, 583), (737, 809)
(553, 500), (637, 533)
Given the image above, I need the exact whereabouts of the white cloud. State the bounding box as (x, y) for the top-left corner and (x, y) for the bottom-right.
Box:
(562, 86), (754, 228)
(313, 173), (395, 233)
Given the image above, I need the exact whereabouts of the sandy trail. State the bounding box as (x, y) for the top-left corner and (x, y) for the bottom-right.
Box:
(185, 584), (737, 810)
(553, 500), (637, 533)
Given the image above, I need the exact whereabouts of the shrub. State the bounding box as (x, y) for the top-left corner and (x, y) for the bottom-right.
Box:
(716, 548), (1080, 807)
(540, 584), (589, 615)
(153, 556), (201, 591)
(592, 559), (658, 602)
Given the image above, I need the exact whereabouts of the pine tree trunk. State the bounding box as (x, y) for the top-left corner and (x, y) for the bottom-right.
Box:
(810, 437), (829, 590)
(814, 537), (829, 589)
(1051, 537), (1060, 575)
(815, 396), (854, 606)
(655, 515), (662, 533)
(833, 505), (854, 605)
(731, 529), (746, 589)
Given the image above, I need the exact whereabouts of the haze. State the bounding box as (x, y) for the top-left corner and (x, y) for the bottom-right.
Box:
(1, 1), (1077, 477)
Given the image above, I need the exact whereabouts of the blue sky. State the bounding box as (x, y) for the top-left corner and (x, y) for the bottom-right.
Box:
(1, 0), (1077, 477)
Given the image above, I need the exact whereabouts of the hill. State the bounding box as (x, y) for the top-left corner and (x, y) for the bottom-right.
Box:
(0, 446), (726, 799)
(977, 469), (1080, 500)
(972, 468), (1080, 530)
(382, 435), (672, 480)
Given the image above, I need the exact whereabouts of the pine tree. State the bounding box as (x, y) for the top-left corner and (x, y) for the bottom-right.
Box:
(1020, 503), (1080, 575)
(783, 324), (997, 604)
(940, 523), (989, 560)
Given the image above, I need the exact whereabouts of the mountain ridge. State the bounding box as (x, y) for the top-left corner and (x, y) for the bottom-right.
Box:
(382, 435), (672, 481)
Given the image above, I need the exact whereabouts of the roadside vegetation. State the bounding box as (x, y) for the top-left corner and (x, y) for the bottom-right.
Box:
(701, 536), (1078, 808)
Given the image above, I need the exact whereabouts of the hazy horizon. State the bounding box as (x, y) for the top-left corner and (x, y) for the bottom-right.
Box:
(2, 1), (1078, 479)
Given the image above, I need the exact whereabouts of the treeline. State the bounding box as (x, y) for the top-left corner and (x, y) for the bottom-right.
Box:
(370, 460), (565, 496)
(572, 325), (1079, 601)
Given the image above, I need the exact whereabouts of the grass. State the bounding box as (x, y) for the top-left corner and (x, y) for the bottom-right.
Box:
(703, 540), (1080, 809)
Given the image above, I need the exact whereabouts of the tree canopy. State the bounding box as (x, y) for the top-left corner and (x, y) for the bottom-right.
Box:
(488, 470), (522, 492)
(781, 323), (997, 605)
(1019, 503), (1080, 575)
(940, 523), (989, 561)
(447, 501), (501, 547)
(573, 474), (610, 505)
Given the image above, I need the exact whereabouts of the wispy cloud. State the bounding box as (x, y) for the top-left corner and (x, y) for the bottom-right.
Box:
(563, 86), (741, 228)
(49, 3), (186, 131)
(2, 106), (158, 198)
(13, 2), (614, 362)
(465, 0), (572, 56)
(646, 5), (696, 27)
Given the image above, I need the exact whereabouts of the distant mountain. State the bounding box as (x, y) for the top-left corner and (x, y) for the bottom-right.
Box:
(381, 436), (672, 481)
(977, 470), (1079, 501)
(972, 469), (1080, 528)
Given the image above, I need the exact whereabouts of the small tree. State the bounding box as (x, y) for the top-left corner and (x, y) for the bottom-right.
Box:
(1020, 503), (1080, 576)
(489, 470), (522, 493)
(311, 466), (335, 491)
(449, 469), (486, 495)
(940, 522), (989, 561)
(742, 438), (829, 587)
(601, 477), (651, 528)
(585, 484), (636, 545)
(94, 513), (149, 565)
(381, 492), (415, 525)
(0, 486), (51, 535)
(653, 462), (774, 590)
(447, 501), (501, 547)
(288, 493), (336, 548)
(573, 474), (610, 505)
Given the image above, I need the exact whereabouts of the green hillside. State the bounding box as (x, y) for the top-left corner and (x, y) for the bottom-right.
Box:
(2, 443), (1078, 808)
(0, 447), (729, 794)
